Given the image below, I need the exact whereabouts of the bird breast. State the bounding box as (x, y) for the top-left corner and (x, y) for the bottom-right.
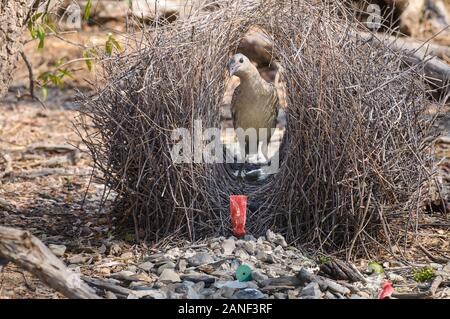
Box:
(232, 83), (278, 136)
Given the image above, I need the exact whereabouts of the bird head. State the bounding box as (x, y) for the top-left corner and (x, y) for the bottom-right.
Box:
(228, 53), (252, 77)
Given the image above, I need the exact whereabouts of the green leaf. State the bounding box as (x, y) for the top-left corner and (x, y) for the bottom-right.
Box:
(49, 74), (63, 87)
(413, 266), (436, 282)
(105, 39), (113, 56)
(58, 68), (74, 79)
(124, 233), (135, 242)
(105, 34), (121, 56)
(127, 0), (133, 9)
(37, 26), (46, 50)
(38, 72), (49, 82)
(110, 36), (122, 51)
(84, 0), (92, 21)
(83, 51), (93, 71)
(31, 12), (44, 23)
(367, 261), (384, 274)
(28, 21), (37, 39)
(41, 85), (48, 100)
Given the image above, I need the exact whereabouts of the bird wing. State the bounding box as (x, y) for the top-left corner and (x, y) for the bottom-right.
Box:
(263, 81), (280, 132)
(231, 84), (241, 129)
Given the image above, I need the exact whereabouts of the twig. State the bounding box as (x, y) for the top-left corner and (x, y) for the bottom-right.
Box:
(417, 243), (449, 264)
(0, 226), (101, 299)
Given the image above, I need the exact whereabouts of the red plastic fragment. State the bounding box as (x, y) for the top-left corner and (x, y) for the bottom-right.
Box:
(378, 281), (394, 299)
(230, 195), (247, 237)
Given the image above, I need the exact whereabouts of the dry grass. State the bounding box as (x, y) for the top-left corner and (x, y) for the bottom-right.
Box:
(78, 0), (440, 259)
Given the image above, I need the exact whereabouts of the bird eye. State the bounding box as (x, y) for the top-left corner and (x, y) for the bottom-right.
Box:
(239, 58), (244, 63)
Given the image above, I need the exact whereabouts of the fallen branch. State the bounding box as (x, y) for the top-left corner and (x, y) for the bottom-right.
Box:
(81, 276), (132, 297)
(355, 31), (450, 100)
(0, 226), (101, 299)
(5, 167), (92, 179)
(430, 275), (443, 296)
(26, 143), (78, 154)
(417, 243), (449, 264)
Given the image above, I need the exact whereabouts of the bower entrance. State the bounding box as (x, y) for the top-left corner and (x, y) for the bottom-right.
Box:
(220, 27), (287, 186)
(80, 1), (435, 259)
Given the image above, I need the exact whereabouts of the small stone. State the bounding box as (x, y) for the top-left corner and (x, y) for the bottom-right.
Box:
(209, 242), (221, 250)
(127, 265), (137, 273)
(166, 247), (182, 259)
(187, 252), (214, 266)
(200, 288), (216, 298)
(109, 243), (122, 256)
(67, 254), (90, 264)
(98, 244), (107, 254)
(430, 263), (443, 270)
(273, 245), (284, 254)
(256, 251), (276, 263)
(387, 273), (405, 283)
(301, 282), (321, 299)
(287, 290), (299, 299)
(218, 287), (235, 298)
(178, 259), (188, 273)
(235, 248), (250, 260)
(159, 269), (181, 283)
(129, 282), (154, 289)
(138, 261), (154, 272)
(244, 234), (256, 241)
(241, 241), (256, 255)
(157, 261), (176, 275)
(321, 278), (351, 296)
(185, 286), (202, 299)
(324, 291), (336, 299)
(215, 280), (249, 289)
(180, 272), (217, 285)
(357, 291), (371, 298)
(252, 270), (268, 286)
(233, 288), (266, 299)
(49, 244), (66, 257)
(129, 289), (167, 299)
(211, 270), (235, 280)
(257, 243), (273, 253)
(443, 261), (450, 273)
(111, 271), (153, 282)
(98, 267), (111, 275)
(105, 291), (117, 299)
(120, 252), (134, 260)
(274, 292), (287, 299)
(222, 238), (236, 255)
(266, 230), (288, 247)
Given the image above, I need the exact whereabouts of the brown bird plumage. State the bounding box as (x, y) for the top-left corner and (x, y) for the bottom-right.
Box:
(228, 53), (279, 162)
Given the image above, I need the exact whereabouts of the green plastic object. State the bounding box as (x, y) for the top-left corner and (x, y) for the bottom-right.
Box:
(236, 264), (253, 282)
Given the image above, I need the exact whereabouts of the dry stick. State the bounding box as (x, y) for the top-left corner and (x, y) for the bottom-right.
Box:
(355, 31), (450, 96)
(430, 276), (443, 296)
(20, 51), (34, 99)
(0, 226), (101, 299)
(417, 243), (449, 264)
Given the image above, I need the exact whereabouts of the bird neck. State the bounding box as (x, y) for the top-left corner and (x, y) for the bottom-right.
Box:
(239, 72), (263, 92)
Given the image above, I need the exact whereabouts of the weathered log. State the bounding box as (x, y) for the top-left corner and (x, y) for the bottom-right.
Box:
(0, 226), (101, 299)
(355, 31), (450, 99)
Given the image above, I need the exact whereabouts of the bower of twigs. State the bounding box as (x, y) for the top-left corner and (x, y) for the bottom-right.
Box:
(79, 0), (438, 258)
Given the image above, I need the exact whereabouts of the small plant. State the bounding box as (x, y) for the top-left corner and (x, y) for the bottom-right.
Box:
(367, 261), (384, 274)
(37, 59), (74, 99)
(412, 266), (436, 282)
(23, 1), (124, 100)
(317, 255), (332, 265)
